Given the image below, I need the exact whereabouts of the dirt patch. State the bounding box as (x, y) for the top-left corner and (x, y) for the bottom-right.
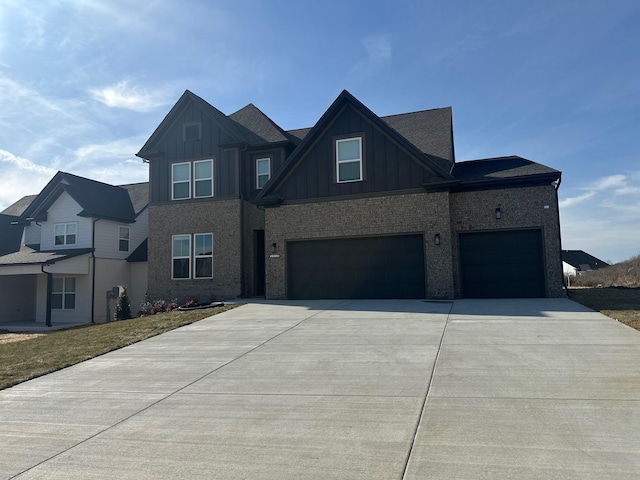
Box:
(0, 333), (46, 345)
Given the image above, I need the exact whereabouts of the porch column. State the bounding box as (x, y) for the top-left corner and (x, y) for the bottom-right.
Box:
(45, 272), (52, 327)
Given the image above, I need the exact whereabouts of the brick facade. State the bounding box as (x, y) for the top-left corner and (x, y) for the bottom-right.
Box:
(450, 185), (564, 297)
(265, 192), (455, 300)
(147, 200), (242, 303)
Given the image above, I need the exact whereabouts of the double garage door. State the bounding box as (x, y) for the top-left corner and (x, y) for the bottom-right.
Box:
(459, 229), (545, 298)
(287, 235), (425, 300)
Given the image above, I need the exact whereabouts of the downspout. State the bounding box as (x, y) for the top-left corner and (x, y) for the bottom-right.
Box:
(90, 218), (99, 323)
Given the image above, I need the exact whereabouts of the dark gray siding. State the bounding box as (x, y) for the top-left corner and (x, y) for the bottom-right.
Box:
(242, 149), (286, 200)
(272, 105), (441, 202)
(149, 103), (238, 203)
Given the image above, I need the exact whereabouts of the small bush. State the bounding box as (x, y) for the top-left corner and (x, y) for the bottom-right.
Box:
(572, 254), (640, 288)
(115, 288), (132, 320)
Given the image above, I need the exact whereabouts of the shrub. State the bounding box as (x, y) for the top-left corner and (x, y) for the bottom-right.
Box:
(115, 288), (132, 320)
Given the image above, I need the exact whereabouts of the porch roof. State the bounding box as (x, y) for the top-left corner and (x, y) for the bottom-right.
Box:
(0, 246), (94, 267)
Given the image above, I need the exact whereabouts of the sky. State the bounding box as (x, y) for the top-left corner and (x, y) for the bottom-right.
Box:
(0, 0), (638, 263)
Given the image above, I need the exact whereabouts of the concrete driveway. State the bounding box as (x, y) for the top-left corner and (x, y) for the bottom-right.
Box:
(1, 299), (639, 479)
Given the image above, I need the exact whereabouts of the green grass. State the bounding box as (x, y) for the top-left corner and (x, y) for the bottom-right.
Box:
(568, 287), (640, 331)
(0, 304), (238, 391)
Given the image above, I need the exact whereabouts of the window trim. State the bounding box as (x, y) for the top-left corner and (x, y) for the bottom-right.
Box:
(171, 234), (191, 280)
(118, 226), (130, 252)
(256, 157), (271, 189)
(172, 162), (191, 200)
(183, 122), (201, 141)
(54, 222), (78, 246)
(335, 136), (364, 183)
(193, 159), (214, 198)
(52, 276), (76, 310)
(193, 233), (213, 279)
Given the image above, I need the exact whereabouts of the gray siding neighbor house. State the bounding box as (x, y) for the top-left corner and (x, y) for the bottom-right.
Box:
(137, 89), (564, 302)
(0, 172), (149, 326)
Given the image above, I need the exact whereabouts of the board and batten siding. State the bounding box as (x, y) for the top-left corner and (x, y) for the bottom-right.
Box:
(272, 104), (442, 203)
(39, 193), (92, 250)
(93, 208), (148, 259)
(148, 102), (240, 203)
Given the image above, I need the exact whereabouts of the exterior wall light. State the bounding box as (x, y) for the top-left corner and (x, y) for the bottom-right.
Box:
(434, 234), (441, 245)
(271, 242), (277, 253)
(495, 208), (502, 219)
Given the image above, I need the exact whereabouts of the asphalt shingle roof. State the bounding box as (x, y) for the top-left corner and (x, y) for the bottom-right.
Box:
(452, 156), (560, 181)
(229, 104), (292, 145)
(0, 246), (93, 266)
(562, 250), (609, 270)
(120, 182), (149, 215)
(1, 195), (37, 217)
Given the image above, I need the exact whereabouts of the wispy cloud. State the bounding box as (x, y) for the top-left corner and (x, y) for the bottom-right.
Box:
(559, 191), (595, 208)
(0, 149), (56, 210)
(90, 81), (171, 112)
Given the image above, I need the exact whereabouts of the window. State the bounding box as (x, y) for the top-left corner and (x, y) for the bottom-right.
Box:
(52, 277), (76, 309)
(118, 226), (130, 252)
(194, 233), (213, 278)
(183, 122), (201, 141)
(171, 160), (214, 200)
(336, 137), (363, 183)
(256, 158), (270, 189)
(194, 160), (213, 198)
(172, 162), (191, 200)
(171, 233), (213, 280)
(172, 235), (191, 279)
(54, 223), (77, 246)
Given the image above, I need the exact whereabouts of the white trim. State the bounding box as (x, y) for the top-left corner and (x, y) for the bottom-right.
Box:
(54, 222), (78, 246)
(256, 157), (271, 189)
(172, 162), (191, 200)
(336, 137), (363, 183)
(193, 159), (214, 198)
(193, 233), (213, 279)
(171, 234), (191, 279)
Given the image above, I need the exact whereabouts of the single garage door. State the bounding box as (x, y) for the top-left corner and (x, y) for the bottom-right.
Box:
(287, 235), (425, 300)
(459, 230), (545, 298)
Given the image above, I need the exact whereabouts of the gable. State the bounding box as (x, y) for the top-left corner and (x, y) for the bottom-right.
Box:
(259, 92), (453, 204)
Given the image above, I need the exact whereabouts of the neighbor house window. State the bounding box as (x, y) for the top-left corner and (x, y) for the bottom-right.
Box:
(54, 223), (77, 246)
(194, 233), (213, 278)
(336, 137), (363, 182)
(172, 235), (191, 279)
(183, 122), (201, 141)
(172, 162), (191, 200)
(256, 158), (271, 189)
(118, 226), (130, 252)
(194, 159), (213, 198)
(52, 277), (76, 309)
(171, 233), (214, 280)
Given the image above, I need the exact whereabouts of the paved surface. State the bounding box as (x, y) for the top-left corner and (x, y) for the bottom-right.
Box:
(1, 299), (639, 479)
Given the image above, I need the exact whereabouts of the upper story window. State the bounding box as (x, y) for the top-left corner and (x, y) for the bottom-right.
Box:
(172, 162), (191, 200)
(52, 277), (75, 309)
(54, 223), (77, 246)
(194, 160), (213, 198)
(256, 158), (271, 189)
(336, 137), (363, 183)
(172, 159), (214, 200)
(118, 226), (130, 252)
(183, 122), (201, 141)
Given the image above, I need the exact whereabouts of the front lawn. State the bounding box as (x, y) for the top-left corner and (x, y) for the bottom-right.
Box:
(0, 304), (238, 391)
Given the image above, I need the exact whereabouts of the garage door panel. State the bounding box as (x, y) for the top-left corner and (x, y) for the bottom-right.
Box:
(288, 235), (425, 300)
(460, 230), (545, 298)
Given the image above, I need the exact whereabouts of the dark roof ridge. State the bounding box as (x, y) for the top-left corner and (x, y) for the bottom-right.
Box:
(381, 106), (451, 120)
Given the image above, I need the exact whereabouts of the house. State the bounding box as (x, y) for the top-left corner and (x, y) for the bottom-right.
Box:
(562, 250), (609, 278)
(0, 172), (149, 326)
(137, 89), (564, 301)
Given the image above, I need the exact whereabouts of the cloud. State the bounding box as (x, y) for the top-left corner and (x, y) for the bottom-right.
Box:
(90, 81), (171, 112)
(363, 35), (392, 62)
(559, 191), (595, 208)
(592, 174), (627, 191)
(0, 149), (56, 210)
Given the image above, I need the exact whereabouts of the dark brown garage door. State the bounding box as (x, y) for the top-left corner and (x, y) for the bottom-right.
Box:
(459, 230), (545, 298)
(287, 235), (425, 300)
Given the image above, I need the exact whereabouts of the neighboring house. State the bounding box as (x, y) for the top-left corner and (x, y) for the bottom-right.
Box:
(0, 172), (149, 326)
(137, 89), (564, 301)
(562, 250), (610, 278)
